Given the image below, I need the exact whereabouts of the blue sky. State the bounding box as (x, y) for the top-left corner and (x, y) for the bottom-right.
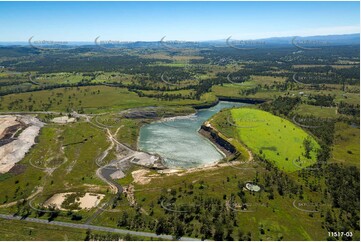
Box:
(0, 1), (359, 41)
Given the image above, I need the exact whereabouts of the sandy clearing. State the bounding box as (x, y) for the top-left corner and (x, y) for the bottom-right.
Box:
(158, 161), (241, 176)
(158, 169), (183, 174)
(0, 115), (44, 173)
(44, 192), (105, 210)
(78, 193), (105, 209)
(52, 116), (76, 124)
(43, 192), (72, 209)
(131, 169), (161, 185)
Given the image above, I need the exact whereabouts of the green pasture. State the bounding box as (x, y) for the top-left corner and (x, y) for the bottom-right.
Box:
(230, 108), (320, 172)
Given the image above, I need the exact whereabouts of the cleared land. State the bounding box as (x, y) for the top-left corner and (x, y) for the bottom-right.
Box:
(0, 115), (44, 173)
(0, 86), (217, 113)
(0, 116), (19, 139)
(230, 108), (320, 172)
(44, 192), (105, 210)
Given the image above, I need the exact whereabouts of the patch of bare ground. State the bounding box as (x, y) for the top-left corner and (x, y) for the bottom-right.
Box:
(43, 192), (105, 210)
(0, 115), (20, 139)
(51, 116), (76, 124)
(131, 169), (161, 185)
(0, 115), (44, 173)
(158, 161), (241, 176)
(123, 184), (137, 207)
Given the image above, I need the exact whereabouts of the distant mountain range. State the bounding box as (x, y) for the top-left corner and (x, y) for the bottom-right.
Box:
(0, 33), (359, 47)
(259, 33), (360, 45)
(203, 33), (360, 47)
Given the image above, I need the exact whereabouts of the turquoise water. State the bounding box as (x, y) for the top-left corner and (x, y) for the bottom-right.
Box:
(138, 101), (247, 168)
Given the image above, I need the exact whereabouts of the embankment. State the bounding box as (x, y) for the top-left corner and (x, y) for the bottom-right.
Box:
(193, 96), (266, 110)
(217, 96), (267, 104)
(192, 99), (219, 109)
(199, 124), (236, 157)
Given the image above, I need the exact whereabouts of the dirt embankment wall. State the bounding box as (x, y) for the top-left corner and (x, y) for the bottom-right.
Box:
(199, 124), (236, 155)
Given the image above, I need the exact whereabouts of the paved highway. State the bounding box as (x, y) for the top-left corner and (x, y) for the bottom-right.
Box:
(0, 213), (199, 241)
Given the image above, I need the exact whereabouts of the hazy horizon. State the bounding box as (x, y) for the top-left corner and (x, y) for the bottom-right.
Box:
(0, 33), (359, 45)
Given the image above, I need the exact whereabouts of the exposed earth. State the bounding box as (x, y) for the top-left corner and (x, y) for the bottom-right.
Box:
(0, 115), (44, 173)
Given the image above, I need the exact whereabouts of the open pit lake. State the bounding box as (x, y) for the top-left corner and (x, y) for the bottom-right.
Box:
(138, 101), (247, 168)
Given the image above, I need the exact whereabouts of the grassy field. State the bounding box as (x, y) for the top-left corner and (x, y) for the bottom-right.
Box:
(331, 122), (360, 167)
(212, 82), (359, 106)
(0, 218), (158, 241)
(0, 218), (87, 240)
(230, 108), (320, 172)
(0, 85), (217, 113)
(34, 72), (86, 84)
(139, 52), (203, 61)
(141, 89), (195, 97)
(32, 72), (137, 86)
(212, 83), (283, 100)
(249, 75), (287, 85)
(293, 104), (338, 118)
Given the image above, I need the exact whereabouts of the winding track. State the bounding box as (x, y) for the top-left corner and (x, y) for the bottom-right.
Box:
(85, 116), (137, 224)
(0, 111), (196, 239)
(0, 213), (199, 241)
(0, 187), (43, 208)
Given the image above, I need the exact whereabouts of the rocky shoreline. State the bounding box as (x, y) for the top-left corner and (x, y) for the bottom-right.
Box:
(198, 124), (237, 158)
